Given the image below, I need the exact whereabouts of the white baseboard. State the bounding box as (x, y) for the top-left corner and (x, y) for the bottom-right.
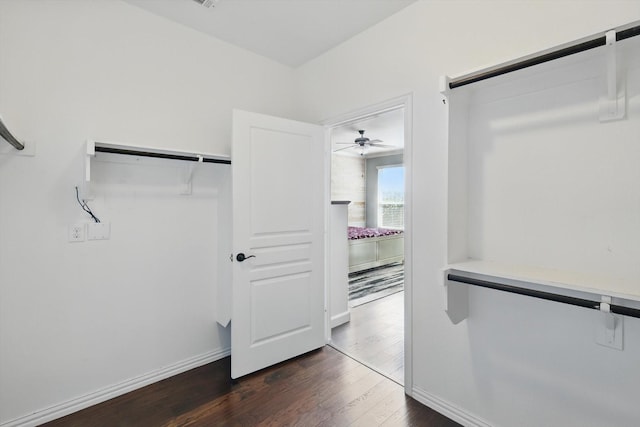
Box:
(412, 386), (492, 427)
(331, 310), (351, 328)
(1, 347), (231, 427)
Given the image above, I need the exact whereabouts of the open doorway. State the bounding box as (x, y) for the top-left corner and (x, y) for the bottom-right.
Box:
(327, 104), (407, 385)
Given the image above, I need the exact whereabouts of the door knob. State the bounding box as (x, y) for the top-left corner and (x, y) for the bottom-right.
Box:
(236, 253), (256, 262)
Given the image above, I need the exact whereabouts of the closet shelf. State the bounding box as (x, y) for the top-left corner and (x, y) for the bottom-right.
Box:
(446, 259), (640, 303)
(445, 20), (640, 90)
(83, 140), (231, 197)
(85, 140), (231, 182)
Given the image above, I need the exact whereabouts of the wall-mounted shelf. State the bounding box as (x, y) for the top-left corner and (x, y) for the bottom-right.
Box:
(446, 21), (640, 90)
(444, 260), (640, 325)
(441, 21), (640, 328)
(84, 140), (231, 195)
(448, 260), (640, 303)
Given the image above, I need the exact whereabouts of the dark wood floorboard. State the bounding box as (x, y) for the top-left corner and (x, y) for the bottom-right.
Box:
(41, 346), (459, 427)
(331, 291), (404, 384)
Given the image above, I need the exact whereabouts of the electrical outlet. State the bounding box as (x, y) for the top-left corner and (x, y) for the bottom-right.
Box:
(68, 224), (85, 242)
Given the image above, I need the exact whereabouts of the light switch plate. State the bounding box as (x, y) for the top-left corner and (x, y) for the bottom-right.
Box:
(87, 222), (110, 240)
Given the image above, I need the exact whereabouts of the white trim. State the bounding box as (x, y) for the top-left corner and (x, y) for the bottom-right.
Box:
(1, 347), (231, 427)
(322, 93), (413, 395)
(330, 310), (351, 328)
(324, 127), (332, 344)
(412, 386), (493, 427)
(402, 93), (414, 395)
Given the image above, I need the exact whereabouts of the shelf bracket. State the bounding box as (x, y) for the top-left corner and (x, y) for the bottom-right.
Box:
(181, 155), (203, 195)
(439, 75), (452, 100)
(596, 295), (623, 350)
(444, 269), (469, 324)
(82, 140), (96, 200)
(599, 30), (626, 122)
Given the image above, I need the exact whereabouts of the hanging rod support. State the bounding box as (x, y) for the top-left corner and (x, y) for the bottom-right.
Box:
(182, 155), (203, 195)
(599, 30), (626, 122)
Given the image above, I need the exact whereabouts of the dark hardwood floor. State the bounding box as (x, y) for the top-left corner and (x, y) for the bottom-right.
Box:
(331, 291), (404, 384)
(42, 346), (459, 427)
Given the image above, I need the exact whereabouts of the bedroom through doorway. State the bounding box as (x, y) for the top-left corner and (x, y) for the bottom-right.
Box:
(328, 105), (406, 386)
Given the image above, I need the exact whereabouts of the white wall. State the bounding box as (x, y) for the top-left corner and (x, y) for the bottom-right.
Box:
(296, 1), (640, 426)
(463, 47), (640, 280)
(0, 0), (295, 424)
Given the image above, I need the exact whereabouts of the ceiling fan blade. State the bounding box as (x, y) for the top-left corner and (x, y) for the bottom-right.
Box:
(368, 143), (396, 148)
(333, 145), (357, 152)
(334, 142), (355, 145)
(368, 139), (384, 144)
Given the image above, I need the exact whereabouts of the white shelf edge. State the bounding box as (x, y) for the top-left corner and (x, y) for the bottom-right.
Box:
(83, 140), (230, 198)
(85, 140), (230, 182)
(446, 260), (640, 304)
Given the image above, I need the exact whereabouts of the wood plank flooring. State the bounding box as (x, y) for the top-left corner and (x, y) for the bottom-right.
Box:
(331, 291), (404, 384)
(42, 346), (459, 427)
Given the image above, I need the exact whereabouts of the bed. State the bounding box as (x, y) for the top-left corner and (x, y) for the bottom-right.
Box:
(348, 226), (404, 273)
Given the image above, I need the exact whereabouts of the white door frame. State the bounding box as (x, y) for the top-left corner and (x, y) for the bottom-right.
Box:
(322, 93), (414, 396)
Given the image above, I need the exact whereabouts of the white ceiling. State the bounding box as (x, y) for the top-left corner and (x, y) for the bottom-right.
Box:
(123, 0), (416, 68)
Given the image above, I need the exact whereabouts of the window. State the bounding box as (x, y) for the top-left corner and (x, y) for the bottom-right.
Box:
(377, 165), (404, 229)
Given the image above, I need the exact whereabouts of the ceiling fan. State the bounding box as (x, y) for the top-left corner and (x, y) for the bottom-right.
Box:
(333, 130), (394, 156)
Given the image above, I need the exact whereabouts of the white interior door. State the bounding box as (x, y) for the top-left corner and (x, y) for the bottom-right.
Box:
(231, 109), (326, 379)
